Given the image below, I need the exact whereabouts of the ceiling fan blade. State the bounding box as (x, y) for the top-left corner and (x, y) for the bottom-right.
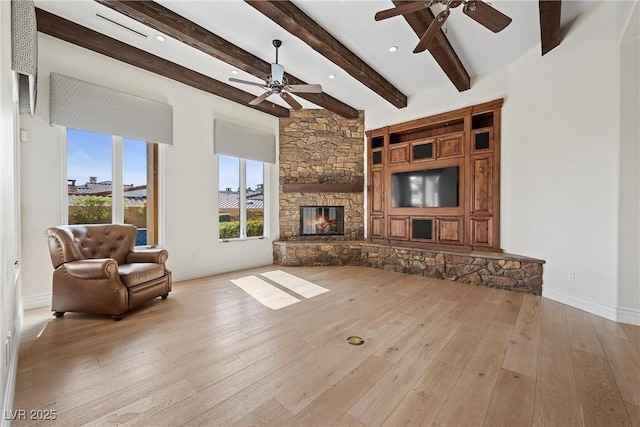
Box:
(413, 9), (450, 53)
(249, 91), (272, 106)
(281, 92), (303, 110)
(286, 84), (322, 93)
(375, 1), (432, 21)
(463, 1), (512, 33)
(229, 77), (267, 89)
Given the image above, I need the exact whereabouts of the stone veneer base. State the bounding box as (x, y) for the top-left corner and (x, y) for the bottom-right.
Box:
(273, 241), (545, 295)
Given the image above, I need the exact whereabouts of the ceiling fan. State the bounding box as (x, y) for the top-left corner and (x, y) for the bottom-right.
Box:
(230, 39), (322, 110)
(375, 1), (512, 53)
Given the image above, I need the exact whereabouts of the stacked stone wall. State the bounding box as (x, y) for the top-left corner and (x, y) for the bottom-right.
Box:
(360, 243), (543, 295)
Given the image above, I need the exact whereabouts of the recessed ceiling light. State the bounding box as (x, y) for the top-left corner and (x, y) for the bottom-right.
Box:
(388, 46), (398, 53)
(155, 35), (166, 42)
(328, 74), (336, 79)
(231, 70), (239, 75)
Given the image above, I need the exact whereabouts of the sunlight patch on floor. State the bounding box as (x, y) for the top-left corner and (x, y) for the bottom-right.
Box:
(231, 275), (300, 310)
(260, 270), (330, 298)
(231, 271), (330, 310)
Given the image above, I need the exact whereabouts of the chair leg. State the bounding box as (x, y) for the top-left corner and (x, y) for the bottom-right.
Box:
(161, 293), (169, 300)
(53, 311), (65, 318)
(112, 314), (124, 321)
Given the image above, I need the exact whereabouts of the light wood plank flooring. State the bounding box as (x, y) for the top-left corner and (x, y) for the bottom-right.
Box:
(12, 265), (640, 426)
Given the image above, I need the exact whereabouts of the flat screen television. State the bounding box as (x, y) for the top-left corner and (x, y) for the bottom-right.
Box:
(391, 166), (459, 208)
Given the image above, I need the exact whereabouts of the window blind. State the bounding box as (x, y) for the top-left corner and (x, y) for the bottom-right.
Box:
(49, 73), (173, 145)
(214, 119), (276, 164)
(11, 0), (38, 116)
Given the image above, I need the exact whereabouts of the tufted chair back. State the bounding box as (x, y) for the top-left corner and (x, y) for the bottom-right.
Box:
(46, 224), (137, 268)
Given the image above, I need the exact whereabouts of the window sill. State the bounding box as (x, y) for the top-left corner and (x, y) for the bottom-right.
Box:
(219, 236), (267, 243)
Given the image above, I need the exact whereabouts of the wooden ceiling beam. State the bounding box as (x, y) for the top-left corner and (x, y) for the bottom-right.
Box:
(35, 8), (289, 117)
(392, 1), (470, 92)
(246, 0), (408, 109)
(94, 0), (359, 119)
(539, 0), (562, 56)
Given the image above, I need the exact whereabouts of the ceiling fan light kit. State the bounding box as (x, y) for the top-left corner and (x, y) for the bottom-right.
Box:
(229, 39), (323, 110)
(376, 0), (512, 53)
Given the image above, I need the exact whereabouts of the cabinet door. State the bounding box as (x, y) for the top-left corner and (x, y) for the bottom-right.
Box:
(389, 144), (409, 164)
(370, 216), (385, 239)
(437, 132), (464, 159)
(436, 217), (463, 244)
(471, 217), (492, 247)
(371, 169), (384, 213)
(471, 155), (493, 214)
(389, 216), (409, 240)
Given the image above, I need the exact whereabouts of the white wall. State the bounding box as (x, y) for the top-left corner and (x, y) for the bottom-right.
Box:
(367, 1), (639, 324)
(0, 1), (23, 423)
(19, 34), (279, 306)
(618, 2), (640, 322)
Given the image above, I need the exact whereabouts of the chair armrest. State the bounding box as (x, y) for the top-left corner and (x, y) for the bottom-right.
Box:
(63, 259), (119, 280)
(127, 249), (168, 265)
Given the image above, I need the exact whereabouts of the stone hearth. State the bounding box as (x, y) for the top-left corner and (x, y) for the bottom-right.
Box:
(273, 241), (544, 295)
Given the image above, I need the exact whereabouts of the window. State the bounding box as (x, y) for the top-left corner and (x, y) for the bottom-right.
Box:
(66, 128), (159, 246)
(218, 155), (265, 240)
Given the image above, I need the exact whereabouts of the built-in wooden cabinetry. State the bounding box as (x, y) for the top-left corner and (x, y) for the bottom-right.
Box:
(366, 98), (503, 251)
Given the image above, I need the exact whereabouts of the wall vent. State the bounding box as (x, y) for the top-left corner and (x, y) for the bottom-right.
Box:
(94, 13), (148, 39)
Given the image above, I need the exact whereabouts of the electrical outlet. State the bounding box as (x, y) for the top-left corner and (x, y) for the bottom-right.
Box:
(5, 333), (11, 365)
(567, 271), (575, 282)
(191, 253), (198, 262)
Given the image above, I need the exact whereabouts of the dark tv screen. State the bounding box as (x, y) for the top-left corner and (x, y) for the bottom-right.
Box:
(391, 166), (459, 208)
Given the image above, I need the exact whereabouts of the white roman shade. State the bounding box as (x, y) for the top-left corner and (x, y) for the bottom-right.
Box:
(11, 0), (38, 116)
(50, 73), (173, 145)
(214, 119), (276, 164)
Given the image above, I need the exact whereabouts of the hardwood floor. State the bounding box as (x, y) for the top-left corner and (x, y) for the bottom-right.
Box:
(11, 265), (640, 426)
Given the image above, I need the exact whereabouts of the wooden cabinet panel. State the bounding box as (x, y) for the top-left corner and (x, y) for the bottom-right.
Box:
(371, 169), (384, 213)
(471, 218), (492, 247)
(411, 139), (435, 162)
(437, 133), (464, 159)
(472, 129), (493, 153)
(370, 216), (385, 239)
(389, 145), (409, 164)
(472, 155), (493, 214)
(389, 216), (409, 240)
(437, 217), (463, 244)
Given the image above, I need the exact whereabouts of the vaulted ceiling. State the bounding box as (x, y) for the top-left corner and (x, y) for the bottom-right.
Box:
(34, 0), (592, 118)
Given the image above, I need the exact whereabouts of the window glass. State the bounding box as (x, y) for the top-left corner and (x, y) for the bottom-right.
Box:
(219, 155), (241, 239)
(246, 160), (264, 238)
(218, 155), (265, 240)
(67, 128), (112, 225)
(123, 137), (150, 245)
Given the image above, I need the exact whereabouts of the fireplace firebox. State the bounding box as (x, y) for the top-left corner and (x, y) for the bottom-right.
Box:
(300, 206), (345, 236)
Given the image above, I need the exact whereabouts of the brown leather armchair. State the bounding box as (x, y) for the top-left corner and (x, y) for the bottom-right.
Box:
(45, 224), (171, 320)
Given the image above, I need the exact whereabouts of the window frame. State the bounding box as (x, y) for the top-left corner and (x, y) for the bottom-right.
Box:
(63, 127), (162, 247)
(217, 154), (268, 242)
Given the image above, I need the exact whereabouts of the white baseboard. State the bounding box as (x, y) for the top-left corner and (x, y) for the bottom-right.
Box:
(616, 305), (640, 326)
(172, 261), (273, 283)
(543, 287), (640, 326)
(2, 304), (22, 427)
(22, 293), (51, 310)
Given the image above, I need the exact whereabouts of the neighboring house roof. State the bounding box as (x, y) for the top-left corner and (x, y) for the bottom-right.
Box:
(218, 190), (264, 209)
(68, 180), (147, 207)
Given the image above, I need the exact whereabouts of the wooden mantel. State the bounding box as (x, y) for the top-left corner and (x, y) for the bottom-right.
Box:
(282, 183), (363, 193)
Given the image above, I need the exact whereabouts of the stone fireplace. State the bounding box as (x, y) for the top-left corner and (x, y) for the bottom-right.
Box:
(277, 109), (365, 241)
